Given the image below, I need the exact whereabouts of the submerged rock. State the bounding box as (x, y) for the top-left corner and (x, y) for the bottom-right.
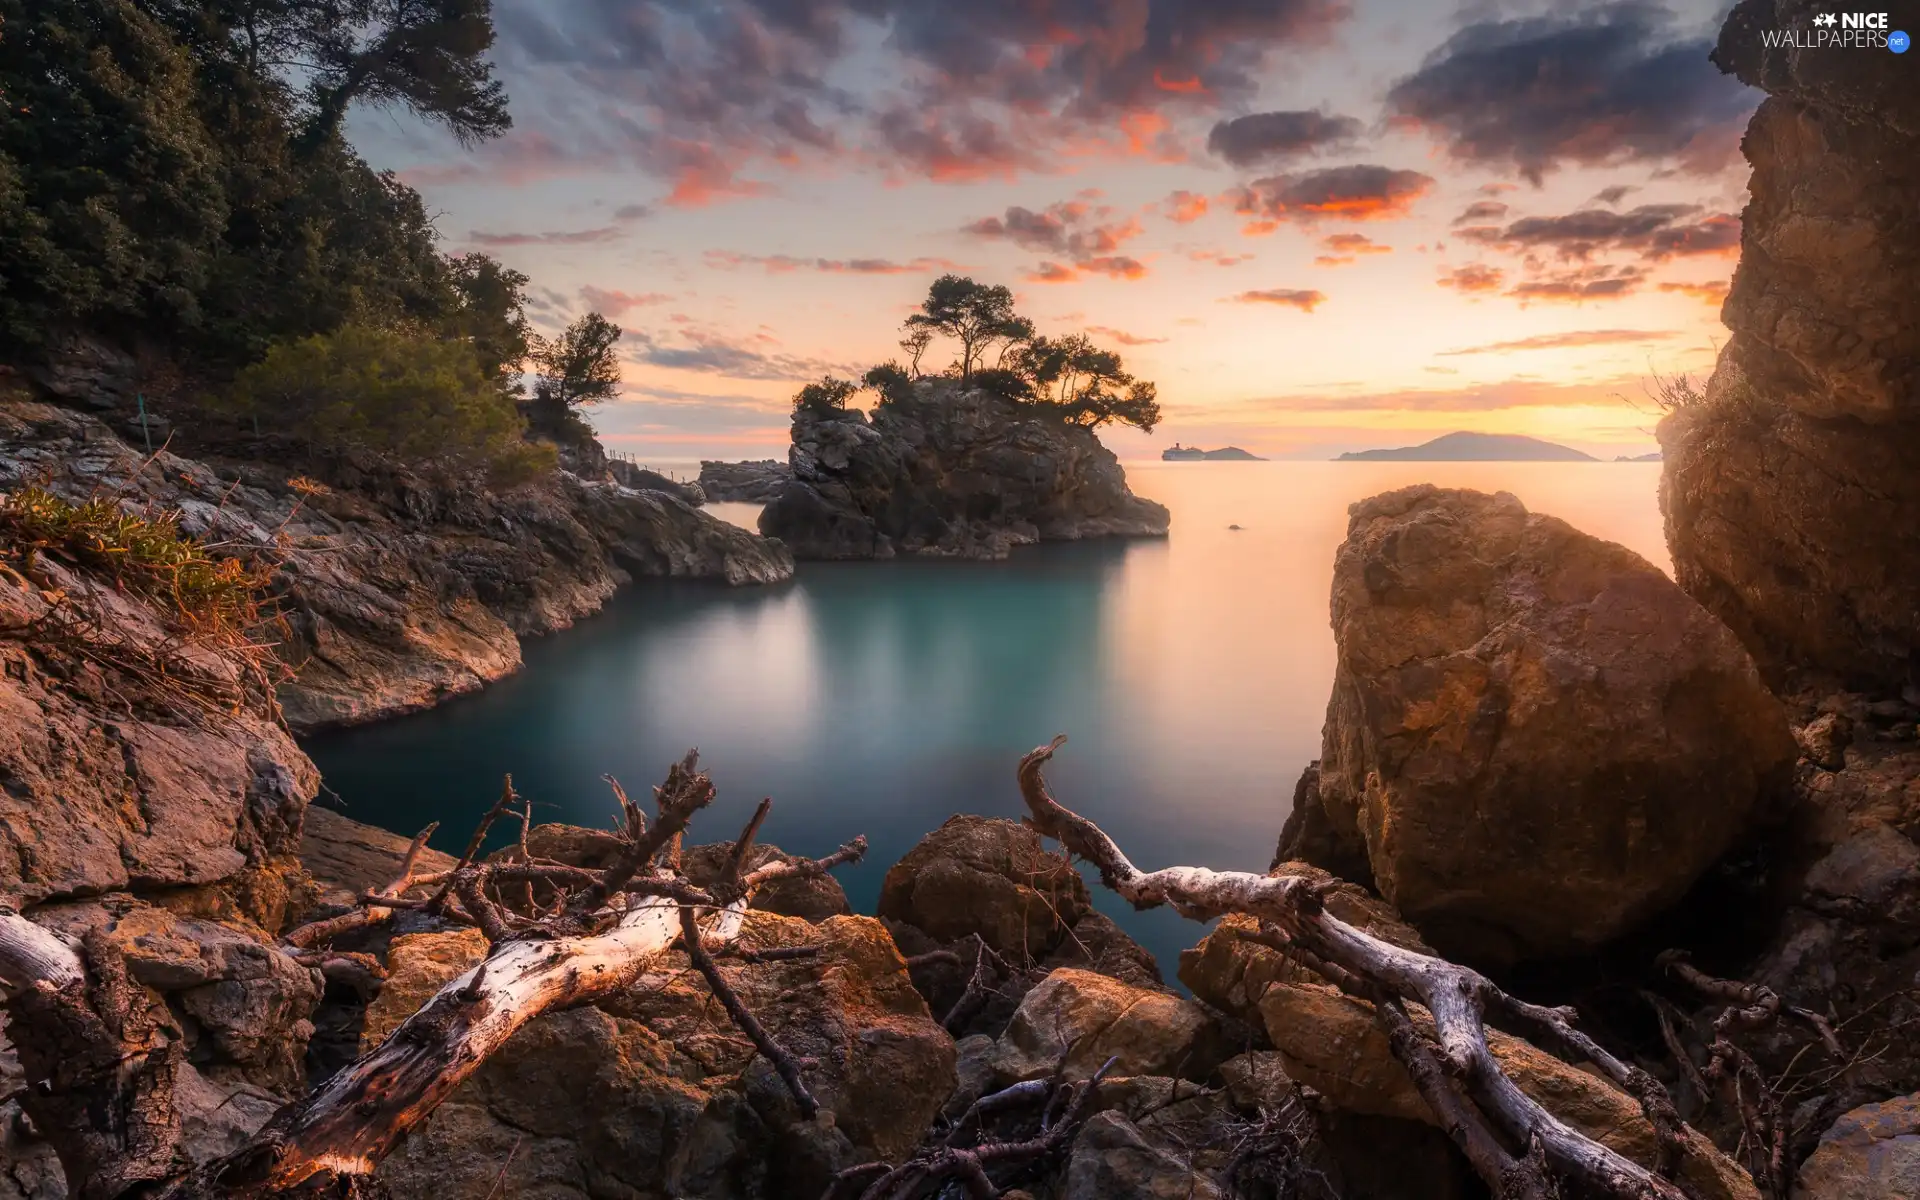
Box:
(1660, 3), (1920, 692)
(1306, 485), (1795, 963)
(759, 384), (1169, 561)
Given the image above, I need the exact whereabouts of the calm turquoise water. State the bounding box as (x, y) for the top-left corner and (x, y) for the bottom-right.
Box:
(302, 462), (1669, 973)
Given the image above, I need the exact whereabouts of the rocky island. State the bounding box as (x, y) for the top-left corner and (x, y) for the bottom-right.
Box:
(2, 2), (1919, 1200)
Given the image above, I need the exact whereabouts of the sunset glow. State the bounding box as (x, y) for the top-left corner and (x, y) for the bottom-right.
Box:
(352, 0), (1749, 460)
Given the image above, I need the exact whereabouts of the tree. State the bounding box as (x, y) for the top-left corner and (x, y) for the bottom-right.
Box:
(299, 0), (511, 153)
(861, 361), (915, 405)
(1003, 333), (1161, 432)
(899, 328), (933, 378)
(794, 375), (858, 416)
(445, 252), (531, 382)
(529, 312), (622, 408)
(226, 324), (554, 482)
(903, 275), (1034, 383)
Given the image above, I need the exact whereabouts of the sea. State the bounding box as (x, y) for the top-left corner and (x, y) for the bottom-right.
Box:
(301, 461), (1670, 976)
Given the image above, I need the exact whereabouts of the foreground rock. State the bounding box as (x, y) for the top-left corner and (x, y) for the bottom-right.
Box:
(1795, 1092), (1920, 1199)
(1659, 3), (1920, 692)
(759, 383), (1169, 560)
(365, 912), (956, 1199)
(990, 969), (1227, 1085)
(698, 459), (791, 503)
(879, 815), (1090, 961)
(1259, 981), (1757, 1200)
(0, 395), (794, 733)
(1302, 486), (1795, 962)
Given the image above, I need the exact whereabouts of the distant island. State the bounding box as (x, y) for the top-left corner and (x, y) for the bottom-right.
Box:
(1163, 443), (1267, 461)
(1615, 451), (1663, 462)
(1336, 432), (1597, 462)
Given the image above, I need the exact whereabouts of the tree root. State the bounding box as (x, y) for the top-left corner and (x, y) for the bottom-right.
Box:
(1015, 734), (1701, 1200)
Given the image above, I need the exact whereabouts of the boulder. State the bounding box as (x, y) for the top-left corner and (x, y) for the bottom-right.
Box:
(28, 899), (322, 1095)
(1309, 485), (1795, 962)
(1658, 3), (1920, 692)
(360, 927), (492, 1050)
(1795, 1093), (1920, 1199)
(681, 841), (852, 923)
(990, 969), (1226, 1085)
(1064, 1109), (1227, 1200)
(1257, 981), (1758, 1200)
(879, 815), (1089, 962)
(759, 384), (1169, 561)
(373, 912), (956, 1200)
(299, 805), (458, 908)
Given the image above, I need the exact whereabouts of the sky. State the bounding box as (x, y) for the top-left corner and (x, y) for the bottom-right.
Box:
(349, 0), (1757, 461)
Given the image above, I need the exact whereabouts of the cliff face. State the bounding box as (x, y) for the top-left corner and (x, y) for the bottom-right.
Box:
(0, 396), (793, 732)
(1660, 0), (1920, 693)
(759, 384), (1170, 561)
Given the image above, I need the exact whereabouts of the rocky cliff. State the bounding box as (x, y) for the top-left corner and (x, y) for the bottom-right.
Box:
(0, 394), (793, 732)
(1660, 0), (1920, 693)
(758, 384), (1170, 560)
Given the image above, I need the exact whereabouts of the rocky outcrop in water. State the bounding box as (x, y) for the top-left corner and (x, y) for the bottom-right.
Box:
(698, 459), (790, 503)
(1297, 486), (1795, 963)
(606, 460), (706, 505)
(759, 384), (1170, 561)
(0, 395), (793, 732)
(1660, 0), (1920, 693)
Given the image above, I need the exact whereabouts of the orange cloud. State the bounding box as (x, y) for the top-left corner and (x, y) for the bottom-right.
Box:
(1659, 279), (1731, 304)
(1087, 325), (1169, 346)
(1437, 329), (1678, 356)
(1232, 288), (1326, 312)
(1188, 249), (1254, 266)
(1437, 264), (1506, 293)
(1315, 232), (1393, 266)
(1164, 190), (1211, 223)
(579, 286), (672, 316)
(1230, 166), (1436, 230)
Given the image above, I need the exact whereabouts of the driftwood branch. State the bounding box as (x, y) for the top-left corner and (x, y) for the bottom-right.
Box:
(2, 752), (866, 1200)
(1016, 735), (1697, 1200)
(1659, 952), (1792, 1199)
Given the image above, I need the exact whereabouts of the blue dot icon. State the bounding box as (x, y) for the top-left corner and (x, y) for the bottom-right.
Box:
(1892, 30), (1912, 52)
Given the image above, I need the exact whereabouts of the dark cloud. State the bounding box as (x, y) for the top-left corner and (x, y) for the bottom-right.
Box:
(967, 200), (1148, 281)
(1385, 3), (1753, 183)
(704, 252), (959, 274)
(1592, 186), (1635, 206)
(1205, 109), (1364, 167)
(628, 327), (858, 380)
(1508, 264), (1649, 302)
(467, 225), (626, 247)
(478, 0), (1350, 200)
(1231, 288), (1326, 311)
(1465, 204), (1740, 261)
(1452, 200), (1509, 224)
(1229, 165), (1436, 230)
(1437, 328), (1676, 355)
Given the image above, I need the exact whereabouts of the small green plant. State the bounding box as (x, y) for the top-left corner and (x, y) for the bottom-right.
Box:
(0, 486), (271, 633)
(794, 375), (859, 416)
(224, 325), (554, 482)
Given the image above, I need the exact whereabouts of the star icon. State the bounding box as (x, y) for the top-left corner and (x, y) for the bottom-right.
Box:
(1814, 12), (1838, 26)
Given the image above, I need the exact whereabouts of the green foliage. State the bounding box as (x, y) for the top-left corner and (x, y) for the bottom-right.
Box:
(861, 361), (915, 405)
(794, 375), (859, 416)
(971, 367), (1035, 403)
(904, 275), (1035, 383)
(530, 312), (623, 408)
(0, 485), (271, 631)
(225, 325), (555, 482)
(0, 0), (508, 361)
(446, 253), (533, 382)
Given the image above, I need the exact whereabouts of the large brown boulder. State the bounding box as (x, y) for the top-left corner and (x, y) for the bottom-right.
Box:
(1660, 3), (1920, 693)
(878, 815), (1090, 961)
(989, 969), (1227, 1085)
(372, 912), (956, 1199)
(1307, 486), (1795, 962)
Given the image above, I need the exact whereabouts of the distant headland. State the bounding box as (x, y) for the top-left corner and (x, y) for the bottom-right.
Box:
(1162, 443), (1267, 461)
(1336, 431), (1597, 462)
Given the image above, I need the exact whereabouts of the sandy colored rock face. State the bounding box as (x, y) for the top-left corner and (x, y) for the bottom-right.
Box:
(1795, 1093), (1920, 1199)
(879, 814), (1090, 962)
(991, 968), (1223, 1084)
(760, 384), (1169, 561)
(360, 927), (493, 1050)
(1258, 982), (1757, 1200)
(1312, 485), (1795, 962)
(1659, 4), (1920, 692)
(372, 912), (955, 1200)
